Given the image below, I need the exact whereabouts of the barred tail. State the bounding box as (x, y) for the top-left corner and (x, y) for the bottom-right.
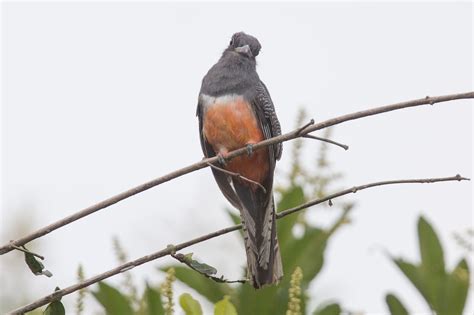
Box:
(240, 195), (283, 288)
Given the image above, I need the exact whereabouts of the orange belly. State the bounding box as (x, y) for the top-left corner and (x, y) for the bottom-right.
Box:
(203, 96), (269, 184)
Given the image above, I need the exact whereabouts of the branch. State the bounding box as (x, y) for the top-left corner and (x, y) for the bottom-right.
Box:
(7, 175), (469, 314)
(276, 174), (469, 219)
(206, 162), (266, 193)
(9, 244), (44, 260)
(302, 134), (349, 150)
(0, 91), (471, 255)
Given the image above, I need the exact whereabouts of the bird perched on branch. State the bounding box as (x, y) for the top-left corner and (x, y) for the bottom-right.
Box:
(196, 32), (283, 288)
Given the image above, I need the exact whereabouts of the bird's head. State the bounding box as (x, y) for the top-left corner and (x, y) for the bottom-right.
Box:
(227, 32), (261, 59)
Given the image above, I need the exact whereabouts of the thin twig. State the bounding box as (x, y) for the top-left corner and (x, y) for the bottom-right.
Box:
(296, 118), (315, 135)
(9, 244), (45, 260)
(207, 162), (267, 193)
(276, 174), (470, 219)
(302, 134), (349, 150)
(0, 91), (472, 256)
(7, 174), (469, 315)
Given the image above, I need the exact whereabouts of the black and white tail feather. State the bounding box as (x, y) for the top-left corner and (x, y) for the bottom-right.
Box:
(235, 182), (283, 288)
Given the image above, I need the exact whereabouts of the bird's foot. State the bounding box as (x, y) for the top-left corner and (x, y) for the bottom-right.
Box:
(166, 244), (177, 255)
(246, 144), (254, 157)
(217, 153), (228, 166)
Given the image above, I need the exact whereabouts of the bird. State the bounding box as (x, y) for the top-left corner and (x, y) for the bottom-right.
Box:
(196, 32), (283, 288)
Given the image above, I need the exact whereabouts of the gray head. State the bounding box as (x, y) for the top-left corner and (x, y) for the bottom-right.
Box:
(226, 32), (262, 59)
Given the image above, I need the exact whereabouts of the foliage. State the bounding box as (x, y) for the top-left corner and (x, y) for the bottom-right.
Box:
(23, 246), (52, 278)
(385, 294), (408, 315)
(92, 282), (134, 315)
(179, 293), (202, 315)
(43, 300), (65, 315)
(385, 216), (470, 315)
(43, 287), (65, 315)
(90, 268), (240, 315)
(82, 215), (472, 315)
(312, 303), (341, 315)
(141, 283), (165, 315)
(214, 296), (238, 315)
(91, 278), (166, 315)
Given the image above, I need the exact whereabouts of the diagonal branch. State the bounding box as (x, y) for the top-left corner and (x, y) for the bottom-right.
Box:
(206, 162), (266, 193)
(7, 174), (469, 315)
(0, 91), (472, 256)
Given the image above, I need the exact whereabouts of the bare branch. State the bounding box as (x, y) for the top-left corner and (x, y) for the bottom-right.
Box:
(7, 174), (469, 315)
(302, 134), (349, 150)
(0, 91), (472, 255)
(276, 174), (470, 219)
(9, 244), (44, 260)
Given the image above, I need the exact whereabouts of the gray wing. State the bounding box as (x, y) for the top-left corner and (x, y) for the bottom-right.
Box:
(196, 101), (242, 210)
(254, 80), (282, 162)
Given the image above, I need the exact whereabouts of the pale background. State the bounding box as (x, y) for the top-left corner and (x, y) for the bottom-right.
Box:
(1, 1), (472, 314)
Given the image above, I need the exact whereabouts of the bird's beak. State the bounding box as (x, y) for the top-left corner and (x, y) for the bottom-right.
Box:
(235, 45), (252, 57)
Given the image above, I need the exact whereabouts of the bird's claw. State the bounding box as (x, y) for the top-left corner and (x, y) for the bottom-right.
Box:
(217, 153), (227, 166)
(246, 144), (254, 157)
(166, 244), (177, 255)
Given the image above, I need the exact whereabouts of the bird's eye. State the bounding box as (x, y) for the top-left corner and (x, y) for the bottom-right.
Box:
(229, 38), (234, 46)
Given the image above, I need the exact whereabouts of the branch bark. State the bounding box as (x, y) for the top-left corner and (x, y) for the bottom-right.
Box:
(7, 175), (470, 314)
(0, 91), (472, 256)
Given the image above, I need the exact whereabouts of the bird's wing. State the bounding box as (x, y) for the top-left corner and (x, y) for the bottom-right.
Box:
(196, 101), (242, 210)
(254, 80), (282, 162)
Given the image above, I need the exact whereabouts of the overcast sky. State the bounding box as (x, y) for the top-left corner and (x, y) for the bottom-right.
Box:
(1, 2), (472, 314)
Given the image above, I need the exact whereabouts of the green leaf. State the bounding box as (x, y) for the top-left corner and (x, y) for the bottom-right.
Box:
(144, 284), (164, 315)
(227, 209), (241, 225)
(439, 259), (470, 315)
(24, 248), (52, 277)
(392, 258), (431, 305)
(179, 293), (203, 315)
(390, 216), (467, 315)
(160, 266), (230, 303)
(312, 302), (341, 315)
(284, 227), (327, 283)
(277, 185), (306, 250)
(43, 300), (65, 315)
(417, 216), (446, 311)
(233, 284), (282, 315)
(92, 282), (133, 315)
(174, 252), (218, 276)
(188, 258), (217, 276)
(385, 293), (409, 315)
(214, 296), (238, 315)
(418, 216), (445, 274)
(43, 287), (65, 315)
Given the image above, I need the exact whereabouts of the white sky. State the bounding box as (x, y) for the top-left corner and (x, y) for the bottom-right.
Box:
(1, 2), (473, 314)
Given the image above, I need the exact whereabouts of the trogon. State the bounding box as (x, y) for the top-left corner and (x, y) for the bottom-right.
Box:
(196, 32), (283, 288)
